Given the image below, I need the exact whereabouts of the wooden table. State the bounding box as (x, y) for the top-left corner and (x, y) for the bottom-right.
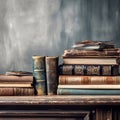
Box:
(0, 95), (120, 120)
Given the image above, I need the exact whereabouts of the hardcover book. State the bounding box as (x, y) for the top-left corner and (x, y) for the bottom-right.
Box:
(72, 40), (114, 50)
(46, 56), (58, 95)
(0, 87), (34, 96)
(62, 48), (120, 57)
(59, 64), (119, 76)
(63, 57), (120, 65)
(0, 74), (33, 82)
(32, 56), (46, 95)
(57, 88), (120, 95)
(59, 75), (120, 85)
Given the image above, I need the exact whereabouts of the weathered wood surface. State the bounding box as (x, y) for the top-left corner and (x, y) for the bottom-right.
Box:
(0, 95), (119, 105)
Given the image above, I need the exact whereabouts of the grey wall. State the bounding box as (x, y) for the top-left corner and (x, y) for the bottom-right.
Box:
(0, 0), (120, 73)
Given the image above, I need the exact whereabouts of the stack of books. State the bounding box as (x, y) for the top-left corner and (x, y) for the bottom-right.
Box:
(0, 71), (34, 96)
(57, 40), (120, 95)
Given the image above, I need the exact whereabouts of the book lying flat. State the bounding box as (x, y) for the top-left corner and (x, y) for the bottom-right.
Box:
(72, 40), (114, 50)
(63, 57), (120, 65)
(57, 88), (120, 95)
(58, 85), (120, 89)
(0, 84), (32, 87)
(0, 87), (34, 96)
(58, 64), (119, 76)
(0, 74), (33, 82)
(62, 48), (120, 57)
(58, 75), (120, 85)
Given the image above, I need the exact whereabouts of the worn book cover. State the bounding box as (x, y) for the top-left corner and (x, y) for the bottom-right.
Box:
(32, 56), (46, 95)
(46, 56), (58, 95)
(62, 48), (120, 57)
(59, 64), (119, 76)
(59, 75), (120, 85)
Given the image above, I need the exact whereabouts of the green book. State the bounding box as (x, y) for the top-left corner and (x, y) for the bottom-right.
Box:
(57, 88), (120, 95)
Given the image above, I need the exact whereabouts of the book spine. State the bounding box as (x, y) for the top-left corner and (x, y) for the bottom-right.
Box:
(0, 87), (34, 96)
(63, 49), (120, 57)
(46, 56), (58, 95)
(59, 75), (120, 85)
(59, 65), (119, 76)
(57, 88), (120, 95)
(0, 75), (33, 82)
(32, 56), (46, 95)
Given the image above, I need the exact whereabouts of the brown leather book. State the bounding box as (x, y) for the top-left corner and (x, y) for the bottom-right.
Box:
(0, 74), (33, 82)
(46, 56), (58, 95)
(0, 87), (34, 96)
(62, 49), (120, 57)
(59, 75), (120, 85)
(59, 64), (119, 76)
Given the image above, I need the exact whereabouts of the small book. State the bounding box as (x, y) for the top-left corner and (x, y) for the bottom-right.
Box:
(6, 71), (32, 76)
(72, 40), (114, 50)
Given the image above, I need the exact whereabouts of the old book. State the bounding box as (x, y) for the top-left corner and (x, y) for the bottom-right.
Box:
(32, 56), (46, 95)
(46, 56), (58, 95)
(58, 85), (120, 89)
(5, 71), (32, 76)
(57, 88), (120, 95)
(72, 40), (114, 50)
(59, 75), (120, 85)
(62, 48), (120, 57)
(0, 87), (34, 96)
(0, 74), (33, 83)
(59, 64), (119, 76)
(0, 84), (32, 87)
(63, 57), (120, 65)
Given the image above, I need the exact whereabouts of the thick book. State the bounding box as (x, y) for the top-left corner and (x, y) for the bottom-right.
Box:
(0, 87), (34, 96)
(32, 56), (46, 95)
(63, 57), (120, 65)
(46, 56), (58, 95)
(57, 88), (120, 95)
(59, 75), (120, 85)
(62, 48), (120, 57)
(59, 64), (119, 76)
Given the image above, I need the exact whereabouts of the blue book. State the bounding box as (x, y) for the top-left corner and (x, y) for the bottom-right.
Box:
(57, 88), (120, 95)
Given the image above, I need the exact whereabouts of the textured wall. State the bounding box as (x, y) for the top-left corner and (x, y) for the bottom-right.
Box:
(0, 0), (120, 73)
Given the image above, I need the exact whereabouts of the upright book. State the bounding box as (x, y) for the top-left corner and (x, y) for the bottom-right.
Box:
(32, 56), (46, 95)
(46, 56), (58, 95)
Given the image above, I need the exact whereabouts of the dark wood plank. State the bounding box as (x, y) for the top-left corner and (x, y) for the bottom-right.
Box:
(0, 96), (119, 105)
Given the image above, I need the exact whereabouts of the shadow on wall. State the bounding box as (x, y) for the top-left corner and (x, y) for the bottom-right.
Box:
(0, 0), (119, 73)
